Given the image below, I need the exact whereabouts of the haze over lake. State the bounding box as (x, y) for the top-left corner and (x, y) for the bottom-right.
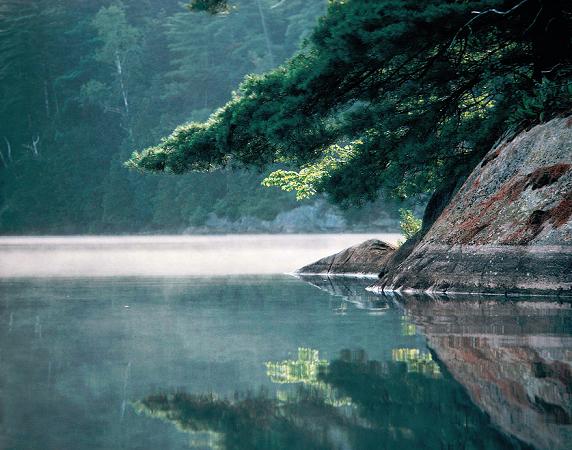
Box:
(0, 234), (401, 278)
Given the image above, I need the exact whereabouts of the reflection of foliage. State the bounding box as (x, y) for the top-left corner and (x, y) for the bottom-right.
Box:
(138, 349), (525, 450)
(266, 347), (351, 407)
(188, 432), (224, 450)
(133, 395), (225, 448)
(392, 348), (441, 378)
(135, 391), (335, 450)
(266, 347), (328, 384)
(319, 351), (523, 450)
(400, 314), (417, 336)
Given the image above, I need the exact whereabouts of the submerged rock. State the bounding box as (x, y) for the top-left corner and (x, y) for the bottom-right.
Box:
(376, 115), (572, 295)
(297, 239), (396, 276)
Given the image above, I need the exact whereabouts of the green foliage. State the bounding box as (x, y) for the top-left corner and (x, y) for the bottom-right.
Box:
(130, 0), (572, 211)
(261, 142), (358, 200)
(79, 80), (110, 107)
(398, 208), (422, 240)
(92, 3), (141, 65)
(511, 78), (572, 127)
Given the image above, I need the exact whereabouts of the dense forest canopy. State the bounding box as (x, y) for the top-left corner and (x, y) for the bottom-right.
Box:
(130, 0), (572, 210)
(4, 0), (386, 234)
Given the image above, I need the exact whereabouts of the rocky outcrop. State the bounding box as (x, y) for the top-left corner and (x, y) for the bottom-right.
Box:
(375, 115), (572, 295)
(297, 239), (396, 276)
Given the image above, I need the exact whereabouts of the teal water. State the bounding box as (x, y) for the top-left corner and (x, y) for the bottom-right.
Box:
(0, 275), (570, 449)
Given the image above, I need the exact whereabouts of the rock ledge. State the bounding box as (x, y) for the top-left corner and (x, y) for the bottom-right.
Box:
(297, 239), (396, 276)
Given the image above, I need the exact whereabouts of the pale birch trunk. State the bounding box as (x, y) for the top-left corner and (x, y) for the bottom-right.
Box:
(115, 50), (129, 116)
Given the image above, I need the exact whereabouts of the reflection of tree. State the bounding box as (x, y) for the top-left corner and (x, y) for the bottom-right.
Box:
(295, 276), (571, 449)
(137, 348), (526, 450)
(400, 314), (416, 336)
(266, 347), (328, 384)
(391, 348), (441, 378)
(266, 347), (351, 407)
(135, 391), (337, 450)
(133, 395), (225, 449)
(319, 351), (529, 450)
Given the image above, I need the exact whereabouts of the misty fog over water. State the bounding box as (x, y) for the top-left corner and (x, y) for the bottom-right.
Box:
(0, 234), (401, 278)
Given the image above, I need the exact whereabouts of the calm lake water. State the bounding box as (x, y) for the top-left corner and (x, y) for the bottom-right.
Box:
(0, 236), (570, 450)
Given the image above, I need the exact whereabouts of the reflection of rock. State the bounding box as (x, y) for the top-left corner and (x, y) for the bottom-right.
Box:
(297, 275), (571, 448)
(401, 297), (572, 450)
(320, 350), (527, 449)
(297, 239), (396, 276)
(297, 275), (390, 312)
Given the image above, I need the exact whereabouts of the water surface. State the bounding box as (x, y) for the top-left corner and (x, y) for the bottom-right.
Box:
(0, 237), (570, 449)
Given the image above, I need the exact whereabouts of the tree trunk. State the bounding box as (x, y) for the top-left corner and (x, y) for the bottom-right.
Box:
(31, 135), (39, 156)
(115, 50), (133, 141)
(54, 85), (60, 116)
(115, 51), (129, 116)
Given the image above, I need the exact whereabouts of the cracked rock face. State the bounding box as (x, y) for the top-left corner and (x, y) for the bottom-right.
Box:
(296, 239), (396, 276)
(376, 115), (572, 295)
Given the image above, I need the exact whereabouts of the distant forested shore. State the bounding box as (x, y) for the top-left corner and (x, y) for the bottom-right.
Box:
(1, 0), (401, 234)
